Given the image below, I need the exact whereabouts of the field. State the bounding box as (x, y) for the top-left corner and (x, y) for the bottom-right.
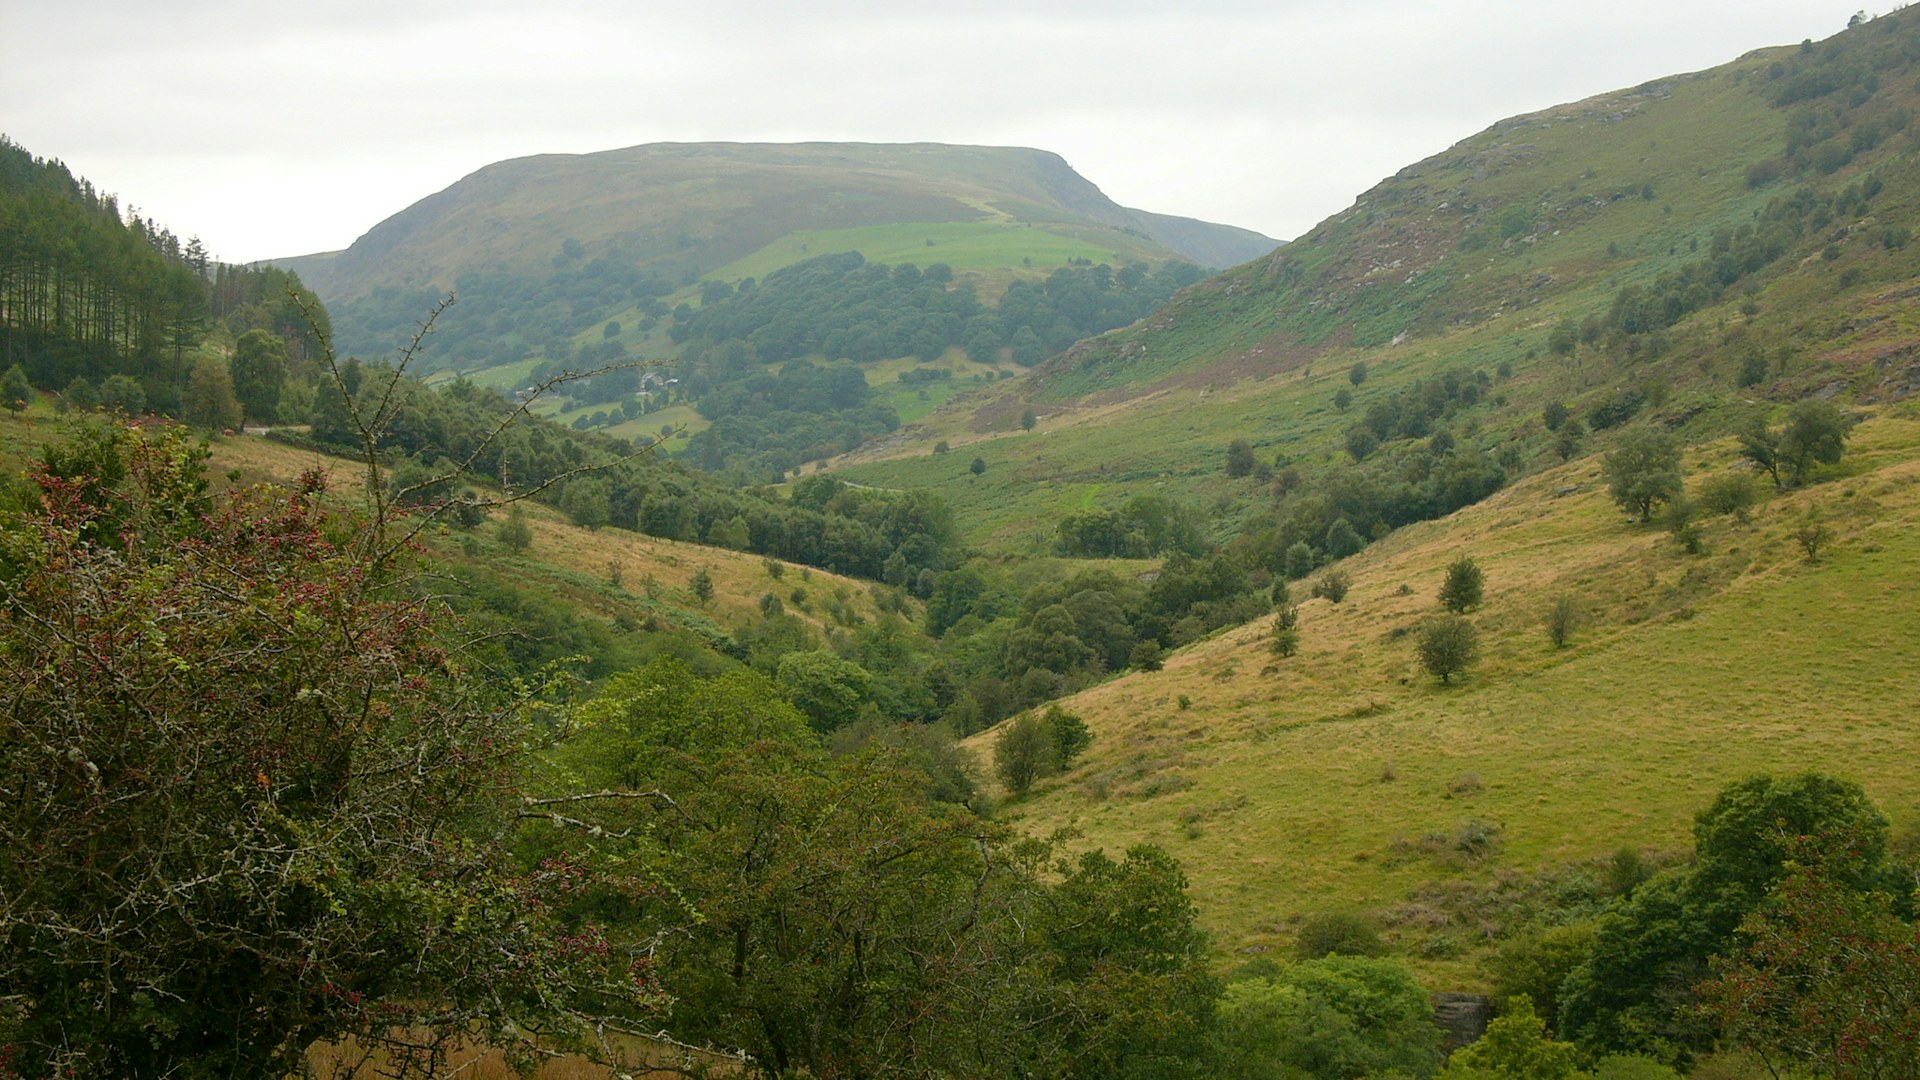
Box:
(707, 219), (1155, 286)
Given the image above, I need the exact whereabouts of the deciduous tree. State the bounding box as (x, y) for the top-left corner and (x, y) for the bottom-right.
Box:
(1603, 426), (1683, 522)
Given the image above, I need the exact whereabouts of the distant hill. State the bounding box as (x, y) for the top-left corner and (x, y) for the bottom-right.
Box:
(834, 12), (1920, 549)
(271, 142), (1280, 368)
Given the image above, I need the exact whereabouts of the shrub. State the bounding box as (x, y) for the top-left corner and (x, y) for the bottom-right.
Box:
(1295, 912), (1387, 959)
(1545, 595), (1581, 649)
(1225, 438), (1256, 478)
(1795, 518), (1832, 561)
(1697, 472), (1758, 521)
(1284, 541), (1317, 580)
(495, 506), (533, 551)
(1312, 569), (1351, 604)
(1270, 604), (1301, 658)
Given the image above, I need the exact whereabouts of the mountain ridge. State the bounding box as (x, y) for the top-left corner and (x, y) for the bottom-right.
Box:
(273, 141), (1282, 300)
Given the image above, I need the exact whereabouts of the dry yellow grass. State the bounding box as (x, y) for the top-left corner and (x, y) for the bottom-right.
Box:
(198, 432), (901, 636)
(969, 411), (1920, 985)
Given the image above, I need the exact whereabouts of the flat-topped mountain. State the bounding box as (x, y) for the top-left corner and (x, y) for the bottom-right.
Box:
(272, 142), (1280, 365)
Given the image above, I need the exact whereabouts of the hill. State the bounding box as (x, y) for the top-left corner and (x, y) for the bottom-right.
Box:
(965, 408), (1920, 983)
(811, 10), (1920, 986)
(830, 14), (1920, 552)
(271, 142), (1280, 371)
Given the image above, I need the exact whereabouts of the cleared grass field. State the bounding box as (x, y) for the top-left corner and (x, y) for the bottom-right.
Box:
(966, 412), (1920, 987)
(709, 220), (1153, 284)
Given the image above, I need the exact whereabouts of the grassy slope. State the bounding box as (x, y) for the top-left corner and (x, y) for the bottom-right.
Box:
(216, 432), (900, 636)
(0, 408), (897, 653)
(828, 40), (1920, 549)
(967, 409), (1920, 985)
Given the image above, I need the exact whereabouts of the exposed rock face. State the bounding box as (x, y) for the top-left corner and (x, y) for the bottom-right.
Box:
(1431, 992), (1494, 1051)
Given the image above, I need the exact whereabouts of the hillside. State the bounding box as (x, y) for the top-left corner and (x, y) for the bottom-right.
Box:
(271, 142), (1280, 370)
(965, 408), (1920, 984)
(830, 14), (1920, 551)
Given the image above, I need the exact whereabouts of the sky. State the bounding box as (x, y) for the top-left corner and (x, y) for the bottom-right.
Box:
(1, 1), (1873, 265)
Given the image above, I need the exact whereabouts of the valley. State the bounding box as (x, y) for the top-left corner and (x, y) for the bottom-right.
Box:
(5, 7), (1920, 1078)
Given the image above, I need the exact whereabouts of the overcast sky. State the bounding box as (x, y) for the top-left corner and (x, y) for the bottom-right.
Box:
(1, 1), (1871, 265)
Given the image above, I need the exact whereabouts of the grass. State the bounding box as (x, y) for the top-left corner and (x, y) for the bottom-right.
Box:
(966, 412), (1920, 987)
(708, 220), (1153, 286)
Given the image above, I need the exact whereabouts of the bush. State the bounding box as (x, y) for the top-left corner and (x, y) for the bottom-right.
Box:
(1312, 569), (1351, 604)
(1225, 438), (1256, 478)
(1697, 472), (1758, 521)
(1795, 518), (1832, 561)
(1545, 595), (1581, 649)
(1295, 912), (1387, 959)
(1418, 616), (1479, 683)
(495, 506), (533, 551)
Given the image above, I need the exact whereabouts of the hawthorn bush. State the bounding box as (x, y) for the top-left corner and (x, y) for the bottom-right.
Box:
(0, 422), (659, 1078)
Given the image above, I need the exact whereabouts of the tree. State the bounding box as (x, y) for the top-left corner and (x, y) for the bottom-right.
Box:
(995, 711), (1056, 795)
(229, 328), (288, 424)
(1418, 615), (1479, 683)
(1350, 361), (1369, 385)
(1333, 387), (1353, 411)
(1778, 399), (1852, 485)
(1548, 318), (1579, 358)
(1603, 426), (1682, 522)
(182, 353), (243, 430)
(1542, 400), (1571, 431)
(1440, 996), (1582, 1080)
(1022, 407), (1038, 431)
(1440, 555), (1486, 612)
(1698, 832), (1920, 1080)
(2, 363), (31, 412)
(774, 649), (873, 732)
(0, 424), (655, 1076)
(1225, 438), (1256, 478)
(1270, 603), (1301, 658)
(1324, 517), (1365, 559)
(1130, 639), (1165, 671)
(1740, 400), (1853, 488)
(96, 373), (144, 416)
(1795, 517), (1833, 561)
(689, 565), (715, 603)
(1045, 704), (1094, 768)
(1558, 774), (1895, 1061)
(1215, 957), (1442, 1080)
(1284, 540), (1317, 580)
